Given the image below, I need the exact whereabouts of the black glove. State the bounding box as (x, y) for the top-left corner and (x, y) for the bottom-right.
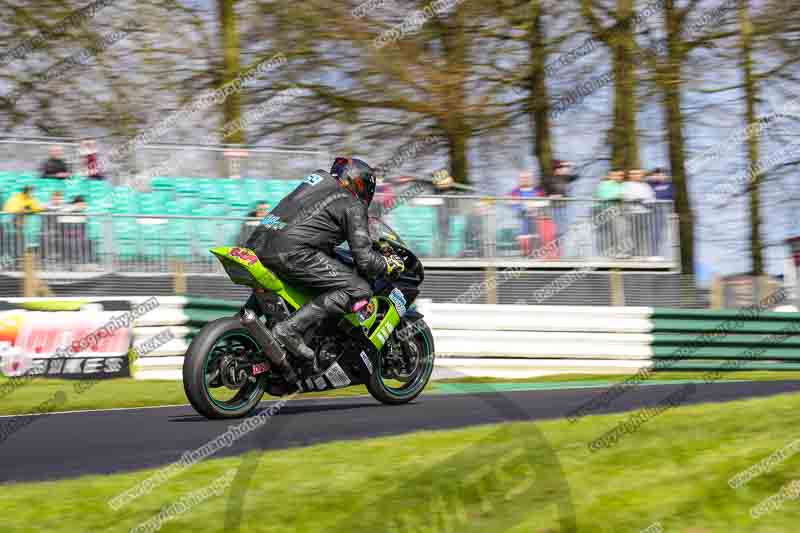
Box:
(375, 240), (394, 257)
(384, 254), (405, 280)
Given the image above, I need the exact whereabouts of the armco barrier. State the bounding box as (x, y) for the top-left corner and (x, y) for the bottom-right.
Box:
(647, 307), (800, 370)
(4, 297), (800, 380)
(134, 298), (800, 379)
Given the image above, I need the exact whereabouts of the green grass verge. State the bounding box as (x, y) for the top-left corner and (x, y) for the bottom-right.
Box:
(437, 371), (800, 384)
(1, 370), (798, 416)
(2, 391), (800, 531)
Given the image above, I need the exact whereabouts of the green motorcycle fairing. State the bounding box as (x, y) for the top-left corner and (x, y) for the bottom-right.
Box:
(210, 246), (402, 350)
(210, 246), (312, 310)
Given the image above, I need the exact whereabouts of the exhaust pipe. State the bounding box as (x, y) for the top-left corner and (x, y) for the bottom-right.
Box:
(240, 309), (298, 384)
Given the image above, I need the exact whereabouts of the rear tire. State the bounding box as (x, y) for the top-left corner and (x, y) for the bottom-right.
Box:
(183, 317), (267, 419)
(366, 318), (435, 405)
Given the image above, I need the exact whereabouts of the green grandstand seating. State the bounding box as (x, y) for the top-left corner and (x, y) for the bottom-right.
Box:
(112, 187), (138, 214)
(138, 222), (165, 259)
(195, 178), (225, 199)
(64, 178), (86, 200)
(89, 194), (114, 213)
(389, 205), (436, 257)
(164, 219), (192, 260)
(203, 202), (227, 217)
(22, 215), (41, 248)
(193, 218), (227, 250)
(219, 179), (241, 197)
(33, 181), (64, 203)
(497, 227), (518, 253)
(87, 216), (105, 241)
(222, 220), (243, 244)
(138, 191), (172, 215)
(150, 177), (176, 191)
(174, 177), (199, 194)
(242, 178), (264, 198)
(86, 180), (111, 200)
(448, 215), (466, 257)
(169, 195), (197, 215)
(112, 217), (139, 257)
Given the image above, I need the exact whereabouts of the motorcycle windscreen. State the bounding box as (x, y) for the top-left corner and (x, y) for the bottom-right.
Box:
(368, 217), (408, 248)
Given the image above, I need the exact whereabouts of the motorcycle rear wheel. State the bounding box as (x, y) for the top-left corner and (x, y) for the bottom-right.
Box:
(183, 317), (268, 419)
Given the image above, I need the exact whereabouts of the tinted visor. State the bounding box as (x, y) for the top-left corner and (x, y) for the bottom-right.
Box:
(360, 170), (376, 205)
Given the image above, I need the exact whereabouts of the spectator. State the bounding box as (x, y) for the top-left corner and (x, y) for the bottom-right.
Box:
(595, 169), (625, 255)
(80, 138), (106, 180)
(623, 168), (656, 257)
(238, 201), (270, 246)
(2, 185), (43, 258)
(647, 167), (673, 200)
(464, 198), (490, 258)
(510, 170), (545, 257)
(623, 168), (655, 203)
(547, 159), (579, 197)
(595, 168), (624, 200)
(40, 145), (71, 179)
(3, 185), (43, 214)
(547, 159), (578, 245)
(41, 191), (67, 263)
(59, 195), (92, 267)
(647, 168), (673, 259)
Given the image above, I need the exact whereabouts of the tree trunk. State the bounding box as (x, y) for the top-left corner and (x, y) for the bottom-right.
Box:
(441, 6), (470, 184)
(740, 0), (763, 275)
(610, 0), (640, 170)
(445, 126), (470, 185)
(529, 0), (554, 187)
(217, 0), (244, 145)
(661, 0), (694, 274)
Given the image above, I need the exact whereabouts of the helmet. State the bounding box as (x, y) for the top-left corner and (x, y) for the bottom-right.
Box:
(330, 157), (376, 206)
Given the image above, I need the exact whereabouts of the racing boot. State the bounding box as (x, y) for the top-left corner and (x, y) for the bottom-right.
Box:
(271, 302), (325, 361)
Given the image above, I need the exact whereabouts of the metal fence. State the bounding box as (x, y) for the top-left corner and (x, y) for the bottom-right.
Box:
(0, 138), (330, 184)
(0, 138), (81, 174)
(0, 197), (677, 275)
(133, 144), (331, 181)
(376, 195), (677, 264)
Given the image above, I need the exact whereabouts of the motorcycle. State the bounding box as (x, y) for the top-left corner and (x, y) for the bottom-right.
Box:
(183, 217), (435, 419)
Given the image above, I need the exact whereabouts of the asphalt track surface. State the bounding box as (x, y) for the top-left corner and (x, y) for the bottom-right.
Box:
(1, 380), (798, 484)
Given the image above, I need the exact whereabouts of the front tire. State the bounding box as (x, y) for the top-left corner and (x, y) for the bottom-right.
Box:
(183, 317), (268, 419)
(366, 318), (435, 405)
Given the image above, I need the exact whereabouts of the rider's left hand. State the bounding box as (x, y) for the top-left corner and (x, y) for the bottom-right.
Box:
(384, 254), (405, 280)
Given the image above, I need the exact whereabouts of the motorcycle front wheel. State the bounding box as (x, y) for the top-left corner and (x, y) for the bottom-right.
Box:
(366, 317), (435, 405)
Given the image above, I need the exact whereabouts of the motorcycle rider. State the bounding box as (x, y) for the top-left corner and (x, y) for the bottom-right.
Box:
(245, 157), (405, 361)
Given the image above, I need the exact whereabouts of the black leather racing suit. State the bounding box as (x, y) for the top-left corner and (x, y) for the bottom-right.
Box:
(245, 170), (387, 318)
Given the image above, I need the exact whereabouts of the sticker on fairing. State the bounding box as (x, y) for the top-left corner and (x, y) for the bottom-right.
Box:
(324, 362), (351, 387)
(303, 173), (324, 186)
(388, 288), (407, 317)
(314, 376), (327, 390)
(360, 351), (374, 374)
(251, 362), (269, 376)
